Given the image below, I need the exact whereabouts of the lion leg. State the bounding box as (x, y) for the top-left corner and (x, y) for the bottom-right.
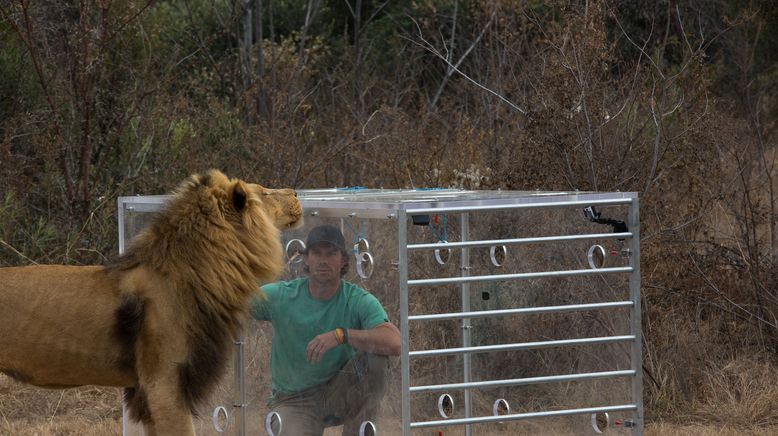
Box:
(141, 422), (158, 436)
(141, 381), (196, 436)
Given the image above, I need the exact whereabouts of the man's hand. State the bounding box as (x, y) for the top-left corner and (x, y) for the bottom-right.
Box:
(306, 330), (340, 363)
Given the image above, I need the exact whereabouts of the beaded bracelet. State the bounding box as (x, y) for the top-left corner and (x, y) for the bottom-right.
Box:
(334, 328), (345, 345)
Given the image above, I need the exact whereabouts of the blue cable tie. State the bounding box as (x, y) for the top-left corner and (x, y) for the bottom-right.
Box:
(336, 186), (368, 191)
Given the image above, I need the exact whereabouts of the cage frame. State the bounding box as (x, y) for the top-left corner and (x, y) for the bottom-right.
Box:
(118, 188), (642, 436)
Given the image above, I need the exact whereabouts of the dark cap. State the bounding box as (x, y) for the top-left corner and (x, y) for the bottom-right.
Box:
(304, 225), (346, 252)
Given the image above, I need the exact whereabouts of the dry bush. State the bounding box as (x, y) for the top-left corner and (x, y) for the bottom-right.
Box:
(2, 0), (778, 431)
(690, 356), (778, 427)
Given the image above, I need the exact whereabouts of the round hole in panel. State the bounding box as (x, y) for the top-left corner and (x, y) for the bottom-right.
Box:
(490, 245), (508, 267)
(356, 252), (374, 279)
(285, 239), (306, 264)
(354, 238), (370, 254)
(265, 411), (282, 436)
(492, 398), (510, 416)
(437, 393), (454, 419)
(359, 420), (377, 436)
(587, 244), (606, 269)
(591, 412), (609, 434)
(434, 241), (451, 265)
(211, 406), (228, 433)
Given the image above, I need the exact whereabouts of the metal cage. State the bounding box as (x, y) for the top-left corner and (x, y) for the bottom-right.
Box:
(118, 188), (642, 436)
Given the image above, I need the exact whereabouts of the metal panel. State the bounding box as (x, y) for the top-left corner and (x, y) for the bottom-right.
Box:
(408, 301), (634, 321)
(409, 335), (636, 358)
(460, 213), (472, 436)
(406, 197), (633, 214)
(410, 370), (636, 393)
(410, 404), (639, 429)
(629, 199), (644, 435)
(407, 232), (632, 250)
(408, 266), (633, 286)
(398, 210), (411, 436)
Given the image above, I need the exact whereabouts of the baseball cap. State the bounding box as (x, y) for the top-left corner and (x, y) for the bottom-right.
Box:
(304, 225), (346, 252)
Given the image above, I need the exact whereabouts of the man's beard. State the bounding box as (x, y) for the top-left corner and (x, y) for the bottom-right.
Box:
(310, 270), (339, 288)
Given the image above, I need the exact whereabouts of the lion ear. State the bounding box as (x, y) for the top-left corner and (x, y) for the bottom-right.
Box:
(232, 181), (248, 212)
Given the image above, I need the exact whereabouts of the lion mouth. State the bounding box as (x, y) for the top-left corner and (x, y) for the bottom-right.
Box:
(286, 216), (304, 229)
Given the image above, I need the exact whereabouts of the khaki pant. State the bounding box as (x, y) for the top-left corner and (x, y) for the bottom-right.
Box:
(267, 352), (389, 436)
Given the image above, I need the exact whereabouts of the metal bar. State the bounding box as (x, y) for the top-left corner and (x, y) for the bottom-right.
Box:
(398, 211), (411, 436)
(407, 232), (632, 251)
(410, 335), (635, 358)
(119, 200), (129, 436)
(121, 404), (129, 436)
(117, 201), (125, 255)
(408, 267), (633, 286)
(409, 301), (634, 322)
(410, 404), (638, 429)
(233, 337), (246, 436)
(410, 369), (636, 393)
(460, 213), (472, 436)
(629, 199), (644, 436)
(408, 198), (633, 215)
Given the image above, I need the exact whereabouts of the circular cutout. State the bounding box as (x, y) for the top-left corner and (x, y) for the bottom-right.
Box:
(285, 239), (306, 264)
(492, 398), (510, 416)
(354, 238), (370, 254)
(356, 252), (374, 279)
(591, 412), (609, 434)
(437, 393), (454, 419)
(359, 421), (377, 436)
(265, 411), (282, 436)
(587, 244), (606, 269)
(434, 241), (451, 265)
(490, 245), (508, 267)
(211, 406), (228, 433)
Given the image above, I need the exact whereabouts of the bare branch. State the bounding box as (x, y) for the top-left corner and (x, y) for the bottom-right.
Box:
(404, 15), (527, 115)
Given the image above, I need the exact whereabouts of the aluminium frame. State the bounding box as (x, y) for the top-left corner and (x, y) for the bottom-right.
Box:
(118, 189), (642, 436)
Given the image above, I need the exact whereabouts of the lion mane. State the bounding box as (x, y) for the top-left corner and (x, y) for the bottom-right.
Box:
(0, 170), (301, 435)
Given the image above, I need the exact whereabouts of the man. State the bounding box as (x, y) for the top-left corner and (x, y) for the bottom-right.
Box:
(250, 224), (401, 436)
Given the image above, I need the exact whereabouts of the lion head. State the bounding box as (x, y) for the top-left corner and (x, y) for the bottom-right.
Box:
(116, 169), (299, 287)
(249, 183), (303, 231)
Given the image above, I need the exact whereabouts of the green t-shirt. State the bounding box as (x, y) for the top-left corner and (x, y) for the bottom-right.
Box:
(250, 278), (389, 398)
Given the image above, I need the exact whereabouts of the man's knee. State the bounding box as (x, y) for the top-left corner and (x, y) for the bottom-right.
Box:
(360, 353), (389, 396)
(366, 353), (389, 377)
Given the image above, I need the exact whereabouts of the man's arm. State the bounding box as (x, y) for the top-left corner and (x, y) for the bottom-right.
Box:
(346, 322), (401, 356)
(307, 322), (401, 363)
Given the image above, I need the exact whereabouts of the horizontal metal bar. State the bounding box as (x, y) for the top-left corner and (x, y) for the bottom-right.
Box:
(410, 370), (636, 393)
(410, 404), (638, 428)
(408, 266), (633, 286)
(408, 232), (632, 250)
(410, 335), (635, 358)
(408, 198), (633, 215)
(408, 301), (634, 322)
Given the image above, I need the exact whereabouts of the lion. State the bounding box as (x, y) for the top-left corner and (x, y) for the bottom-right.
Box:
(0, 170), (302, 435)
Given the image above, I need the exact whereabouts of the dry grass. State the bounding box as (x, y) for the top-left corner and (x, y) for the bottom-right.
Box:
(688, 357), (778, 427)
(0, 375), (121, 435)
(4, 419), (778, 436)
(3, 328), (778, 436)
(645, 423), (778, 435)
(0, 418), (121, 436)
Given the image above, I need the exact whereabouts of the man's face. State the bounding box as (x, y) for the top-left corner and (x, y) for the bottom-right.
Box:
(304, 243), (345, 282)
